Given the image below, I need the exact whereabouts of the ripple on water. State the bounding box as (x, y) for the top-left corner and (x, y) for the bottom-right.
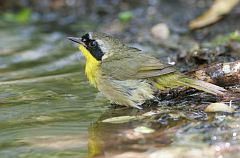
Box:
(0, 25), (106, 157)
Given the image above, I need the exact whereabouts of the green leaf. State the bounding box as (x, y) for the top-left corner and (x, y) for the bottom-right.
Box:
(118, 11), (133, 23)
(2, 8), (31, 24)
(16, 8), (31, 23)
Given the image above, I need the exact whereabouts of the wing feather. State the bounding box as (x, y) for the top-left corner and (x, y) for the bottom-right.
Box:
(101, 49), (175, 80)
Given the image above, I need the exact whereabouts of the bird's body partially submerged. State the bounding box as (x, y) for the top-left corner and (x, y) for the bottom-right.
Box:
(97, 76), (155, 109)
(68, 32), (226, 109)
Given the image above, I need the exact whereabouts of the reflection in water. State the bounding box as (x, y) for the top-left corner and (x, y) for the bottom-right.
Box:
(88, 99), (240, 158)
(0, 25), (107, 157)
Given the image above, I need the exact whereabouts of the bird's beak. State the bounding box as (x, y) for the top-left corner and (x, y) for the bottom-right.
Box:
(67, 37), (86, 46)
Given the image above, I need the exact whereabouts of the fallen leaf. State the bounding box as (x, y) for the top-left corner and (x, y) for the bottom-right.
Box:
(134, 126), (155, 134)
(189, 0), (239, 29)
(102, 115), (144, 124)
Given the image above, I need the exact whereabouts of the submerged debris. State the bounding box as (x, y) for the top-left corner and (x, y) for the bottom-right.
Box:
(101, 115), (144, 124)
(134, 126), (155, 134)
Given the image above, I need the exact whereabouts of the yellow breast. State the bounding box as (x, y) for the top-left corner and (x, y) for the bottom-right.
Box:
(79, 45), (100, 87)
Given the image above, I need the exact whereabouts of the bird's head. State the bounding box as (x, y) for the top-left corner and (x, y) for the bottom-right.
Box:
(68, 32), (124, 61)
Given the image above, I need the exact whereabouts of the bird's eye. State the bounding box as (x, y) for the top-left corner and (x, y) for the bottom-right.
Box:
(89, 41), (97, 47)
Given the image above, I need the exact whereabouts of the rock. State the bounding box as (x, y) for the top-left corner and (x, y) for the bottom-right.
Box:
(205, 102), (235, 113)
(151, 23), (170, 40)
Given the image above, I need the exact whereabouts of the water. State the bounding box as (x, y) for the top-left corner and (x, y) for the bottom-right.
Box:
(0, 25), (107, 158)
(0, 24), (239, 158)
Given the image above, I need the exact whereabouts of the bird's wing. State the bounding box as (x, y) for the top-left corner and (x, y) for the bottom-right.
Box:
(101, 51), (175, 80)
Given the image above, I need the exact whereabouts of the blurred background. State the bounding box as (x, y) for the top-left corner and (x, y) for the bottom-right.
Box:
(0, 0), (240, 158)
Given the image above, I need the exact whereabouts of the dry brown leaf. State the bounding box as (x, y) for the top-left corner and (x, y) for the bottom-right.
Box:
(189, 0), (239, 30)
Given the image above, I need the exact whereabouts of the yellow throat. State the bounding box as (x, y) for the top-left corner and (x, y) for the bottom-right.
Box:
(79, 45), (100, 87)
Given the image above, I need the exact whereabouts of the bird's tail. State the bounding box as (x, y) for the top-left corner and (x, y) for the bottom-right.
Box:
(176, 77), (227, 95)
(154, 73), (226, 96)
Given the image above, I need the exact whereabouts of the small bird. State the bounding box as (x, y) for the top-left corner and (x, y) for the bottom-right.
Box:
(68, 32), (226, 109)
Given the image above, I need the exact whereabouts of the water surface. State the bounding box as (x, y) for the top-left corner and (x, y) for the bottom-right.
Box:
(0, 25), (107, 158)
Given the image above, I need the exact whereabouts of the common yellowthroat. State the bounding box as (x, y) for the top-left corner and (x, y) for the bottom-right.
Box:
(68, 32), (226, 109)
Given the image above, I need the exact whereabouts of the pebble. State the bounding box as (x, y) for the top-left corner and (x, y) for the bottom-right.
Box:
(151, 23), (170, 40)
